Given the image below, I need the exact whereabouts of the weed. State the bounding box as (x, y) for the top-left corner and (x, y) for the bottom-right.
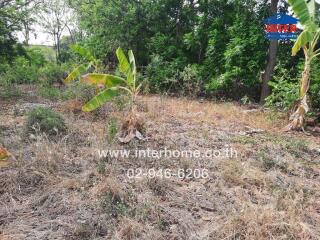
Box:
(73, 221), (108, 240)
(240, 95), (251, 105)
(266, 134), (309, 156)
(257, 149), (289, 172)
(112, 95), (129, 111)
(73, 223), (95, 240)
(155, 218), (170, 231)
(38, 86), (61, 100)
(222, 159), (244, 185)
(0, 85), (21, 99)
(147, 178), (169, 196)
(134, 203), (153, 222)
(107, 118), (118, 142)
(96, 160), (106, 175)
(258, 150), (277, 171)
(100, 191), (130, 218)
(25, 107), (67, 140)
(265, 111), (284, 124)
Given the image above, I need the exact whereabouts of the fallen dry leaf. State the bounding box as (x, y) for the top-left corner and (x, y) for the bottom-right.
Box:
(0, 147), (10, 161)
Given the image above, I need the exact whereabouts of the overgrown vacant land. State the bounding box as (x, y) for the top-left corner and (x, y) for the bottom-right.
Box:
(0, 87), (319, 240)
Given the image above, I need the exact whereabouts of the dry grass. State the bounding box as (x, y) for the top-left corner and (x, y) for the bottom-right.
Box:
(0, 93), (319, 239)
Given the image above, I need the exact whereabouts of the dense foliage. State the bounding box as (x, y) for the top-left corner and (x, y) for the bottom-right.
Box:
(1, 0), (319, 112)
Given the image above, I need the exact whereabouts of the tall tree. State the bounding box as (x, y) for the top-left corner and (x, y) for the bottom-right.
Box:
(38, 0), (72, 63)
(260, 0), (279, 104)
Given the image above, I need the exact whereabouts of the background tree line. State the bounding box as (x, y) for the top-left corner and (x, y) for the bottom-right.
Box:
(1, 0), (320, 112)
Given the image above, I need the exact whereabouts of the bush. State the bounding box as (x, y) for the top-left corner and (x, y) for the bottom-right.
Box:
(39, 64), (67, 86)
(266, 62), (306, 111)
(0, 62), (9, 74)
(179, 64), (202, 97)
(145, 55), (202, 96)
(145, 55), (181, 93)
(266, 59), (320, 112)
(26, 48), (47, 67)
(25, 107), (67, 139)
(38, 82), (96, 102)
(266, 78), (299, 110)
(1, 56), (39, 84)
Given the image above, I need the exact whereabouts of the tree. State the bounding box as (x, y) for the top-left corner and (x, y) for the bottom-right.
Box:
(260, 0), (279, 104)
(285, 0), (320, 131)
(0, 0), (39, 62)
(38, 0), (72, 63)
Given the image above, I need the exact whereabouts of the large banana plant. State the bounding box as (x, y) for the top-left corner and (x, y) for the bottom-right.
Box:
(65, 47), (141, 113)
(285, 0), (320, 131)
(64, 44), (103, 84)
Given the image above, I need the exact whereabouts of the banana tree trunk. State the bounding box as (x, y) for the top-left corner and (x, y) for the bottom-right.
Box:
(284, 52), (311, 131)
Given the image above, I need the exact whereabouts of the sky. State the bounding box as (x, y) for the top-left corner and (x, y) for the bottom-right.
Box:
(17, 29), (53, 46)
(17, 23), (70, 46)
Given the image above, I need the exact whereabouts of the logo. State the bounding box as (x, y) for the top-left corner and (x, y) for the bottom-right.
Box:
(264, 13), (299, 40)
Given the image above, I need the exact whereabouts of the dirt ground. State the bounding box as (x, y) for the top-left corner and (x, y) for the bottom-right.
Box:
(0, 88), (319, 240)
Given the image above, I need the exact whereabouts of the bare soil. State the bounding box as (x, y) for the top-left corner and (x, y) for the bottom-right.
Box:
(0, 89), (319, 240)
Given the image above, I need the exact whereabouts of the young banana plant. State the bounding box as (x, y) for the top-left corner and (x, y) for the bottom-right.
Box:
(79, 47), (142, 113)
(285, 0), (320, 131)
(66, 48), (144, 143)
(65, 47), (143, 143)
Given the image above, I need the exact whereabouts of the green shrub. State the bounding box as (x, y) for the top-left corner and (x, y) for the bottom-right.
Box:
(266, 78), (299, 110)
(0, 62), (9, 74)
(39, 64), (67, 86)
(145, 55), (185, 94)
(26, 48), (47, 67)
(145, 56), (203, 96)
(100, 192), (130, 218)
(266, 60), (320, 111)
(266, 63), (300, 110)
(1, 57), (39, 84)
(25, 107), (67, 139)
(27, 45), (56, 63)
(179, 64), (202, 96)
(38, 82), (93, 101)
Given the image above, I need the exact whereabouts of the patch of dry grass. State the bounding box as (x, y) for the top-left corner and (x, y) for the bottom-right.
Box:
(0, 94), (319, 239)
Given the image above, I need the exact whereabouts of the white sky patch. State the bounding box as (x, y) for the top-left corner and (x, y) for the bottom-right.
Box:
(17, 21), (71, 46)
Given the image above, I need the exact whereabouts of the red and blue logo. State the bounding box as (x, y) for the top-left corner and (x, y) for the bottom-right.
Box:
(264, 14), (299, 40)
